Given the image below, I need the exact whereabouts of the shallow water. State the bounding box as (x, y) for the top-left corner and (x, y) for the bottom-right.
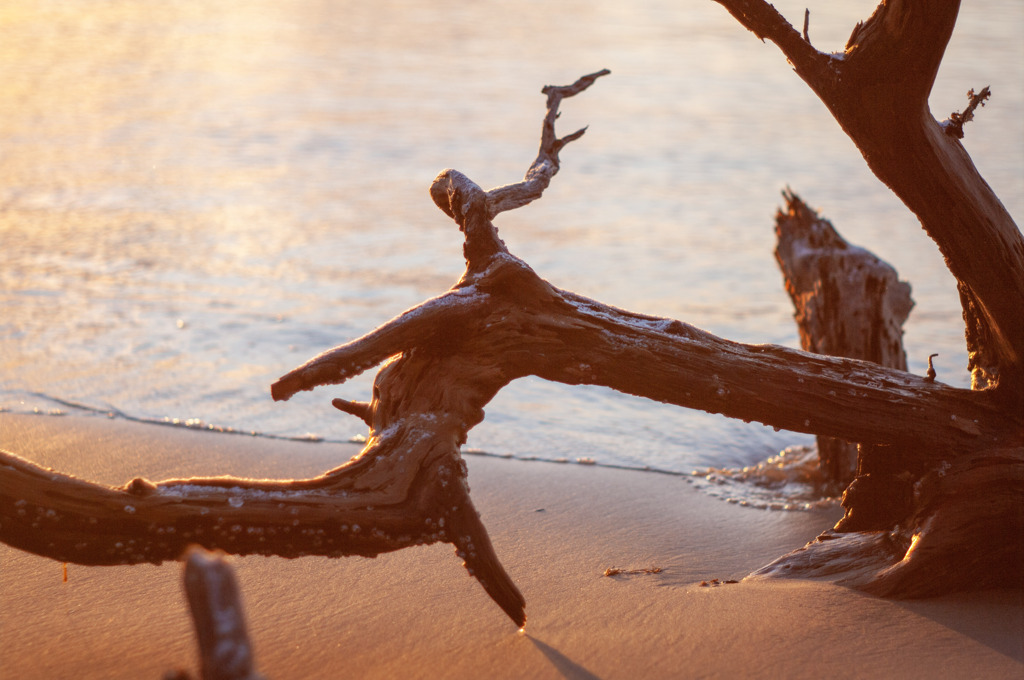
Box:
(2, 1), (1021, 497)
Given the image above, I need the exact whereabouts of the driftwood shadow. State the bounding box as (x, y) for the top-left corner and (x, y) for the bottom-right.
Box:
(526, 636), (604, 680)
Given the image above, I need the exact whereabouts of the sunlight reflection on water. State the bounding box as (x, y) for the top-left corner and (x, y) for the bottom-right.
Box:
(1, 1), (1021, 487)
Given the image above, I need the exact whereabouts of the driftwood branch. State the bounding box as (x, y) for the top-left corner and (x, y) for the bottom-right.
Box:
(485, 69), (610, 219)
(0, 70), (616, 628)
(3, 1), (1023, 630)
(182, 548), (264, 680)
(714, 0), (1024, 396)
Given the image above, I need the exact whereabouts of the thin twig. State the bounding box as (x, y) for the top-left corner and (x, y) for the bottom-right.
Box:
(943, 86), (991, 139)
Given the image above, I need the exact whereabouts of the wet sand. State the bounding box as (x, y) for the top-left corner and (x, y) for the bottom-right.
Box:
(1, 412), (1021, 679)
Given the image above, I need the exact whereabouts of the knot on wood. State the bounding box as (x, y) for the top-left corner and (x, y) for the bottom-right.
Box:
(123, 477), (158, 495)
(430, 169), (486, 223)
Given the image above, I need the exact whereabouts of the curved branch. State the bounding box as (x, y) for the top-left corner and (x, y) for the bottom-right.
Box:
(0, 411), (525, 627)
(485, 69), (610, 219)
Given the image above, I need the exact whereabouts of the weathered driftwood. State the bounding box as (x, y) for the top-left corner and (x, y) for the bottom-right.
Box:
(0, 71), (615, 628)
(2, 2), (1023, 628)
(182, 548), (264, 680)
(714, 0), (1024, 590)
(774, 190), (914, 493)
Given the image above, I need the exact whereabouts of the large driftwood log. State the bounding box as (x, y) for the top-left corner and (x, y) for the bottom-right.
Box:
(775, 190), (914, 493)
(2, 2), (1023, 629)
(713, 0), (1024, 398)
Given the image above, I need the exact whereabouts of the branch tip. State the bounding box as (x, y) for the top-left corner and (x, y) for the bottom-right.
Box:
(332, 398), (373, 426)
(541, 68), (611, 99)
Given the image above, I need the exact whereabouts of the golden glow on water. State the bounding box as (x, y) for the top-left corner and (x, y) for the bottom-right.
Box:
(1, 1), (1021, 471)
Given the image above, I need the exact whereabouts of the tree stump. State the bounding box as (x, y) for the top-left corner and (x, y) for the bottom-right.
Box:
(774, 189), (914, 496)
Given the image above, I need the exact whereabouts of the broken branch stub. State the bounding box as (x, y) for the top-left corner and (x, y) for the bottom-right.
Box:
(183, 548), (264, 680)
(774, 189), (914, 494)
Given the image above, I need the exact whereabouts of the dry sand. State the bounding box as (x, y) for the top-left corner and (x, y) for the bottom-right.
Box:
(1, 412), (1022, 679)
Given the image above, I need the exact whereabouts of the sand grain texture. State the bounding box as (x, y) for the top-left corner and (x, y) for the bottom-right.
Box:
(1, 413), (1021, 679)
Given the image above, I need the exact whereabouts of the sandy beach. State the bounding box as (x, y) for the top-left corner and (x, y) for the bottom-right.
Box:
(1, 412), (1022, 679)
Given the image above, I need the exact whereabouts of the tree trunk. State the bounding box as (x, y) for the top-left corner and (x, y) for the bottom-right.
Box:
(774, 189), (914, 494)
(714, 0), (1024, 588)
(714, 0), (1024, 398)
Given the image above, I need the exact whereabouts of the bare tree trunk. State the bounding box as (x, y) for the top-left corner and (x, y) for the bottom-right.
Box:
(774, 190), (914, 494)
(714, 0), (1024, 587)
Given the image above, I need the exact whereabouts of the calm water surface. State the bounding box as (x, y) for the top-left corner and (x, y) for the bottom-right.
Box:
(2, 1), (1021, 488)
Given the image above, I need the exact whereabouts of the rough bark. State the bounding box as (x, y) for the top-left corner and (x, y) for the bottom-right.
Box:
(714, 0), (1024, 585)
(774, 190), (914, 493)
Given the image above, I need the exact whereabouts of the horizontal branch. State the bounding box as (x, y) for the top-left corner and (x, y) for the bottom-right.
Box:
(272, 247), (1019, 454)
(0, 412), (526, 627)
(532, 292), (1015, 451)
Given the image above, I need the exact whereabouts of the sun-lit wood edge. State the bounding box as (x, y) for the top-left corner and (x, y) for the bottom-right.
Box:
(0, 410), (526, 627)
(750, 445), (1024, 596)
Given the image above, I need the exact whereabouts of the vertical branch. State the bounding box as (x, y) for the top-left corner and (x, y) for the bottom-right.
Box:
(183, 548), (263, 680)
(484, 69), (610, 218)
